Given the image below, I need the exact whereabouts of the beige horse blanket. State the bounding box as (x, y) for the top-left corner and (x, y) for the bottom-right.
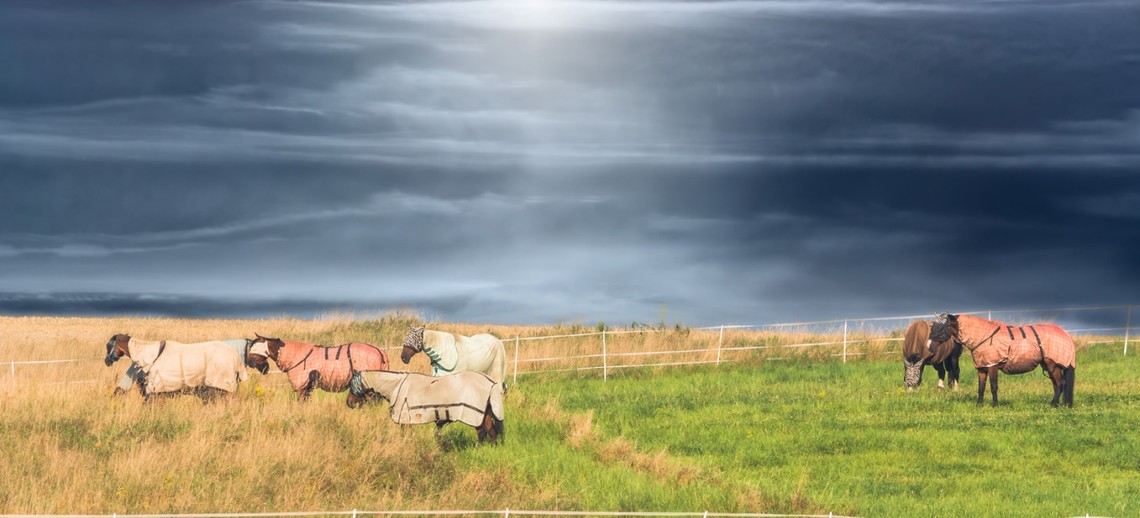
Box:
(356, 370), (504, 427)
(128, 339), (248, 394)
(958, 314), (1076, 374)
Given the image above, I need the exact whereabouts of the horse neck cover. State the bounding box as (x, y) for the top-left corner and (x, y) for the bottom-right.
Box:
(125, 338), (165, 372)
(422, 331), (460, 372)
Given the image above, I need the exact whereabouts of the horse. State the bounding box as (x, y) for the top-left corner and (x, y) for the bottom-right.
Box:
(401, 326), (508, 391)
(114, 338), (252, 396)
(104, 334), (248, 402)
(902, 320), (963, 391)
(245, 334), (390, 401)
(346, 369), (504, 445)
(927, 313), (1075, 407)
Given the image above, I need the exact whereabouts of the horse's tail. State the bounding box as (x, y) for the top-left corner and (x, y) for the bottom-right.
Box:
(486, 399), (504, 439)
(494, 339), (509, 394)
(1063, 366), (1075, 407)
(493, 413), (504, 438)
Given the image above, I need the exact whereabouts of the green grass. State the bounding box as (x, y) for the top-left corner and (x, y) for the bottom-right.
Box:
(514, 342), (1140, 517)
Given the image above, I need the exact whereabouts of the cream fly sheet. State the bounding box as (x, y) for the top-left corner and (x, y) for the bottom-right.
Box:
(403, 327), (508, 387)
(351, 370), (504, 427)
(127, 338), (248, 394)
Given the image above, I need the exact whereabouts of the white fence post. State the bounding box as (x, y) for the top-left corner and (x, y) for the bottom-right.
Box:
(602, 329), (608, 382)
(1125, 305), (1132, 356)
(842, 320), (848, 363)
(716, 325), (724, 366)
(513, 336), (520, 386)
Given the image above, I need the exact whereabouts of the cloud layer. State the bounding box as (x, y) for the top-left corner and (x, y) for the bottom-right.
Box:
(1, 0), (1138, 325)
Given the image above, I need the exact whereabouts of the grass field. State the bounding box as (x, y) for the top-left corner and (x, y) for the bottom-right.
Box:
(0, 315), (1137, 516)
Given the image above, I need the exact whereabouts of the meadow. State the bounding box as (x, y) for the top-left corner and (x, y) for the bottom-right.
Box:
(0, 314), (1137, 517)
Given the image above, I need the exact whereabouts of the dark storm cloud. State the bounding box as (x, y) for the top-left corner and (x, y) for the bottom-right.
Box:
(1, 0), (1138, 325)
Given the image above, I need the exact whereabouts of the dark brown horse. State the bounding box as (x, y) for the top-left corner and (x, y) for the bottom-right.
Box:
(245, 334), (389, 401)
(928, 313), (1075, 407)
(902, 320), (962, 391)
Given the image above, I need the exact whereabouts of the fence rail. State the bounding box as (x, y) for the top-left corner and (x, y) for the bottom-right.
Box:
(2, 305), (1134, 387)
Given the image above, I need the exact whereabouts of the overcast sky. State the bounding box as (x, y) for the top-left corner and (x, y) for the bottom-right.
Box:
(1, 0), (1138, 326)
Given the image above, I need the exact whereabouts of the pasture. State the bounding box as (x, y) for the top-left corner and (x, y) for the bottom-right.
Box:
(0, 315), (1137, 516)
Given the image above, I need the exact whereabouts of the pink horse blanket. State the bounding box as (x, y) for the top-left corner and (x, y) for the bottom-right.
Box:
(277, 341), (390, 392)
(959, 314), (1076, 374)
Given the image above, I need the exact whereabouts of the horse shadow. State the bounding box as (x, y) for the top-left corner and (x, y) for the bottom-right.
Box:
(436, 428), (481, 452)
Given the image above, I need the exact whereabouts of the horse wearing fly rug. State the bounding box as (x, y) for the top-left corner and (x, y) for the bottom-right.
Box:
(346, 370), (504, 445)
(114, 339), (252, 396)
(104, 334), (247, 402)
(401, 326), (508, 391)
(245, 334), (389, 401)
(927, 313), (1075, 407)
(902, 320), (963, 391)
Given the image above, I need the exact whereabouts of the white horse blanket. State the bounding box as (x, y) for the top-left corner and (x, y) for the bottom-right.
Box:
(416, 329), (508, 385)
(356, 370), (504, 427)
(128, 338), (248, 394)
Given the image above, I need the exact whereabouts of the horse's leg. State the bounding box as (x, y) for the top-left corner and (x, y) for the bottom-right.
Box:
(948, 349), (961, 391)
(199, 387), (224, 404)
(1045, 360), (1062, 407)
(435, 421), (448, 450)
(988, 366), (999, 407)
(135, 372), (148, 397)
(976, 368), (987, 406)
(1064, 367), (1075, 407)
(300, 370), (320, 401)
(933, 361), (947, 390)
